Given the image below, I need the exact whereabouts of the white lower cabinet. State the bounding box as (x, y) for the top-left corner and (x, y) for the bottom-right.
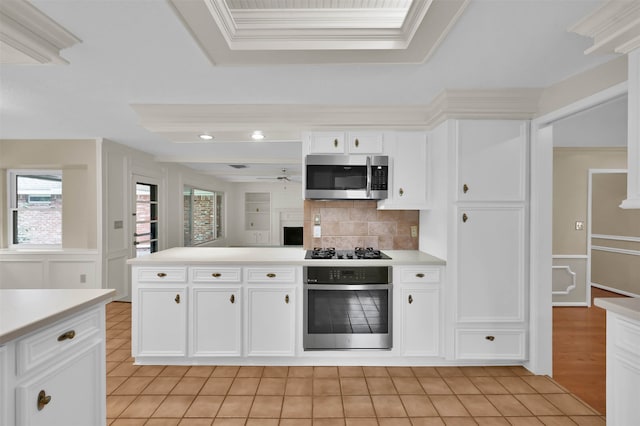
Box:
(16, 340), (103, 426)
(455, 329), (526, 360)
(135, 286), (187, 357)
(247, 286), (296, 356)
(190, 286), (241, 356)
(400, 285), (440, 356)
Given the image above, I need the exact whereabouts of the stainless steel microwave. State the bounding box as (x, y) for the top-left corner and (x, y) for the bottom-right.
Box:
(305, 154), (388, 200)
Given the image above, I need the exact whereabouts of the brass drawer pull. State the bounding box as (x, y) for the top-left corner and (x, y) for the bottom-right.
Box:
(230, 294), (235, 304)
(285, 294), (290, 304)
(333, 138), (338, 148)
(211, 273), (222, 278)
(408, 295), (413, 304)
(37, 390), (51, 411)
(399, 188), (404, 196)
(354, 138), (359, 147)
(485, 335), (495, 342)
(266, 273), (276, 278)
(57, 330), (76, 342)
(157, 272), (167, 278)
(175, 294), (181, 304)
(463, 183), (469, 194)
(462, 213), (468, 223)
(416, 273), (425, 278)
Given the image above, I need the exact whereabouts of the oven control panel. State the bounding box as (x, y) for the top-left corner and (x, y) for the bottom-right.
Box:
(304, 266), (391, 284)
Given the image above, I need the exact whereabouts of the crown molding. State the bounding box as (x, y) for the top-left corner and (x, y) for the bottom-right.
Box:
(169, 0), (467, 64)
(131, 88), (544, 143)
(0, 0), (81, 65)
(569, 0), (640, 55)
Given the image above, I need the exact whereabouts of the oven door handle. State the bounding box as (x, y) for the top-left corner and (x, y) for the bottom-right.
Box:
(305, 284), (391, 291)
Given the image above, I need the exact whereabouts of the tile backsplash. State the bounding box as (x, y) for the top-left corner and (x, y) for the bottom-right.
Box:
(303, 200), (419, 250)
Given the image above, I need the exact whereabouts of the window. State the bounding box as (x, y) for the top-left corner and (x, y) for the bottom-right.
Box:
(8, 170), (62, 247)
(134, 182), (158, 257)
(183, 187), (224, 246)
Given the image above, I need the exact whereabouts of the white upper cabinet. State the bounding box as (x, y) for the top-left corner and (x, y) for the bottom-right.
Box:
(377, 131), (430, 210)
(456, 120), (528, 202)
(306, 131), (384, 154)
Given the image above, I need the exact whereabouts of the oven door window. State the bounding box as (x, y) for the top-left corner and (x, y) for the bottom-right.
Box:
(307, 289), (388, 334)
(306, 165), (367, 190)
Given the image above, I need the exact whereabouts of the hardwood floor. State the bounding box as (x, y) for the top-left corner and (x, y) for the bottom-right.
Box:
(552, 286), (628, 415)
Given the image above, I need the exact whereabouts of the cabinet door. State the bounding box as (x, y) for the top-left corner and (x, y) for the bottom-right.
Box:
(309, 131), (345, 153)
(191, 287), (241, 356)
(247, 287), (295, 356)
(347, 131), (384, 153)
(16, 341), (104, 426)
(456, 206), (525, 323)
(456, 120), (527, 202)
(378, 131), (429, 209)
(401, 286), (440, 356)
(0, 346), (8, 426)
(136, 286), (187, 356)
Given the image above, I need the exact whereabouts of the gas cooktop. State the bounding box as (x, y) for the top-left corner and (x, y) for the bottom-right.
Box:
(305, 247), (391, 260)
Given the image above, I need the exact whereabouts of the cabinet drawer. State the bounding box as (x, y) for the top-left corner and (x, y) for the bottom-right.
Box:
(191, 267), (242, 283)
(398, 267), (441, 283)
(136, 267), (187, 283)
(455, 329), (526, 360)
(246, 267), (296, 283)
(16, 308), (101, 376)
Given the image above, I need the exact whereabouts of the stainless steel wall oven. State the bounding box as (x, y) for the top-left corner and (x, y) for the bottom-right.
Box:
(303, 265), (392, 350)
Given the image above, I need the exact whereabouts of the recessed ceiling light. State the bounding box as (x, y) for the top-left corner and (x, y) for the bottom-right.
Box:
(251, 130), (265, 140)
(199, 134), (214, 140)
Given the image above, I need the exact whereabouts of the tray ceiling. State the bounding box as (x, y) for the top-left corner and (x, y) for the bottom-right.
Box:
(169, 0), (469, 64)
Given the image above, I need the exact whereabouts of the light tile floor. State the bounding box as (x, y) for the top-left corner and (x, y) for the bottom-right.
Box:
(106, 302), (605, 426)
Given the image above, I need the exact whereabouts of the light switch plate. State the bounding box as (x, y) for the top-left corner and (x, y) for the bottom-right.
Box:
(410, 225), (418, 238)
(313, 225), (321, 237)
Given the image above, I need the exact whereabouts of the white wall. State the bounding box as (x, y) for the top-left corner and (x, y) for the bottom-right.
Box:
(227, 181), (303, 246)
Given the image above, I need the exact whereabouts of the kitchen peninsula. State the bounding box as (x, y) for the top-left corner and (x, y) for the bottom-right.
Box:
(0, 289), (115, 426)
(128, 247), (448, 366)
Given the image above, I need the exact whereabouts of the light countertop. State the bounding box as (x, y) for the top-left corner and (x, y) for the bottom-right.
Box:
(0, 289), (115, 345)
(594, 297), (640, 322)
(126, 247), (445, 266)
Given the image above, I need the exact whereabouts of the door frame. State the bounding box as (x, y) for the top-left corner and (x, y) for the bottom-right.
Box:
(528, 82), (628, 375)
(131, 174), (164, 259)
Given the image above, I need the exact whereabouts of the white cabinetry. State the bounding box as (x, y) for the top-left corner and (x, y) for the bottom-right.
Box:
(396, 266), (443, 356)
(247, 287), (296, 356)
(306, 131), (384, 154)
(135, 286), (187, 357)
(452, 120), (528, 360)
(1, 301), (108, 426)
(244, 192), (271, 246)
(378, 131), (430, 210)
(191, 286), (241, 356)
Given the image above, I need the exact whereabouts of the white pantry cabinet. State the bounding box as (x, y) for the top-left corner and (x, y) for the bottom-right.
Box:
(135, 286), (188, 357)
(378, 131), (430, 210)
(306, 131), (385, 154)
(247, 286), (296, 356)
(455, 120), (528, 202)
(190, 286), (242, 356)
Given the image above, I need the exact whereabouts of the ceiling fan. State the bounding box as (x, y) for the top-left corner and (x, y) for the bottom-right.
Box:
(257, 168), (291, 182)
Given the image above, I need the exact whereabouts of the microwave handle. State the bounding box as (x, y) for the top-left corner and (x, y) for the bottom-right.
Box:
(366, 156), (372, 197)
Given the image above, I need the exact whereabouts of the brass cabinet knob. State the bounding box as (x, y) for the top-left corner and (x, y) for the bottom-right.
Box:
(266, 273), (276, 278)
(256, 208), (259, 212)
(415, 273), (425, 278)
(408, 295), (413, 304)
(211, 273), (222, 278)
(333, 138), (338, 148)
(399, 188), (404, 196)
(175, 294), (181, 304)
(355, 138), (359, 147)
(57, 330), (76, 342)
(463, 183), (469, 194)
(285, 294), (290, 304)
(485, 335), (495, 342)
(462, 213), (468, 223)
(157, 272), (167, 278)
(37, 390), (51, 411)
(230, 294), (235, 304)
